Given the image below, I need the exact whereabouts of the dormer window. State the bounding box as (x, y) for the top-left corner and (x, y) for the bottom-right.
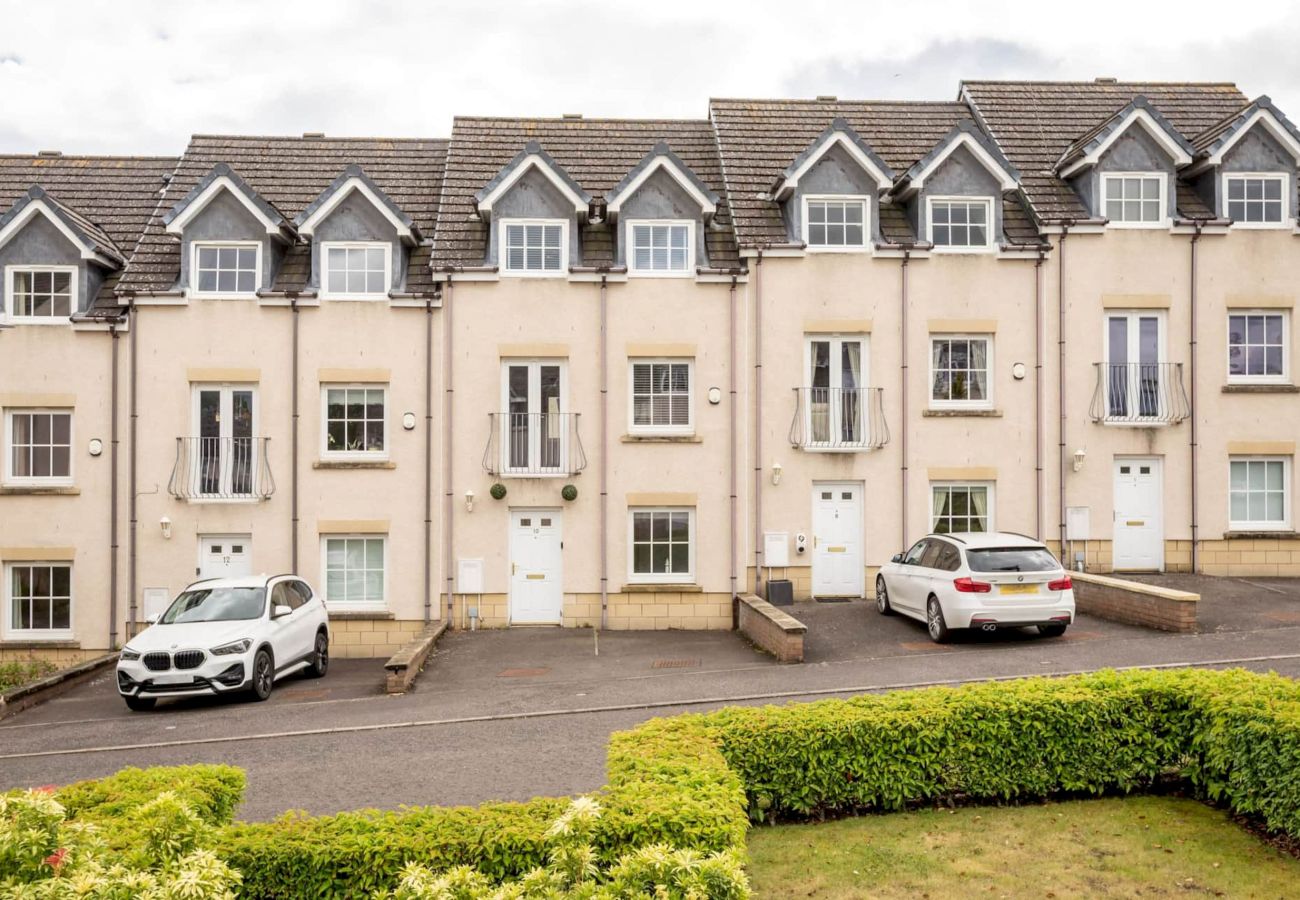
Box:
(1225, 174), (1286, 225)
(322, 242), (390, 299)
(803, 196), (868, 251)
(629, 221), (693, 274)
(502, 219), (566, 275)
(928, 198), (992, 250)
(192, 243), (260, 296)
(5, 267), (75, 322)
(1103, 174), (1164, 225)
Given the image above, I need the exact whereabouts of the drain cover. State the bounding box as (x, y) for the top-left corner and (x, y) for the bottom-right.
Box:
(652, 658), (700, 669)
(497, 667), (550, 678)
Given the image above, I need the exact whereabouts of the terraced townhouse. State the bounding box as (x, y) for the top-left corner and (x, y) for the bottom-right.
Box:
(3, 78), (1299, 662)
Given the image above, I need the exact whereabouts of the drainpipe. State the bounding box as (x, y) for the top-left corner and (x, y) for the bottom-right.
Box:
(424, 293), (434, 623)
(752, 250), (764, 596)
(729, 275), (738, 605)
(442, 277), (454, 622)
(290, 298), (300, 572)
(899, 251), (910, 550)
(1057, 225), (1071, 558)
(109, 322), (120, 648)
(599, 274), (609, 628)
(128, 299), (138, 635)
(1034, 248), (1046, 540)
(1189, 222), (1203, 572)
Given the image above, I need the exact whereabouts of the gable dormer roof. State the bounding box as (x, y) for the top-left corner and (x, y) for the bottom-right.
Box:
(1054, 95), (1194, 178)
(162, 163), (295, 239)
(770, 117), (895, 200)
(295, 164), (420, 243)
(474, 141), (592, 221)
(1188, 95), (1300, 172)
(890, 119), (1018, 198)
(605, 142), (719, 220)
(0, 185), (125, 267)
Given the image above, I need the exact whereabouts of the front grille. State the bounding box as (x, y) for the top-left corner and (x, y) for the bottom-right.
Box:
(173, 650), (205, 670)
(143, 652), (171, 672)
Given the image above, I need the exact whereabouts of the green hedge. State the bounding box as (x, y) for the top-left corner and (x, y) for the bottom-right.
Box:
(56, 764), (246, 827)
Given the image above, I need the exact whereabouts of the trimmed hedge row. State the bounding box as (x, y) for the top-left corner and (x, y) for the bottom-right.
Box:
(57, 764), (246, 828)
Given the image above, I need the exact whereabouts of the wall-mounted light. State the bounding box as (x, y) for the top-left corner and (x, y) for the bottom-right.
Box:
(1072, 448), (1087, 472)
(159, 516), (172, 540)
(402, 412), (417, 431)
(771, 461), (783, 486)
(88, 438), (104, 457)
(707, 387), (722, 405)
(465, 489), (475, 512)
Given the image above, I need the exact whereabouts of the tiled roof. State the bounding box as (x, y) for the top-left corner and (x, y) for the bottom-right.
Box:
(119, 134), (446, 295)
(433, 116), (739, 270)
(962, 80), (1249, 222)
(0, 154), (177, 309)
(1055, 96), (1194, 174)
(708, 98), (978, 248)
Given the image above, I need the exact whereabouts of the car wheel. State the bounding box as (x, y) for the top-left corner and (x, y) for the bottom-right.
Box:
(308, 631), (329, 678)
(1037, 623), (1068, 638)
(124, 695), (156, 712)
(249, 649), (274, 701)
(875, 576), (894, 615)
(926, 596), (951, 644)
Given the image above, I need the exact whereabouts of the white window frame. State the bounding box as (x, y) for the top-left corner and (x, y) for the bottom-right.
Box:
(930, 482), (995, 535)
(1228, 456), (1291, 531)
(190, 241), (262, 298)
(319, 534), (388, 609)
(319, 241), (392, 300)
(1101, 172), (1168, 228)
(500, 218), (568, 277)
(926, 196), (994, 252)
(3, 408), (74, 487)
(627, 507), (696, 584)
(628, 358), (694, 436)
(320, 384), (388, 460)
(3, 265), (77, 324)
(499, 358), (569, 475)
(1227, 310), (1290, 384)
(1223, 173), (1291, 228)
(3, 561), (73, 640)
(928, 334), (994, 410)
(801, 194), (870, 252)
(626, 219), (695, 276)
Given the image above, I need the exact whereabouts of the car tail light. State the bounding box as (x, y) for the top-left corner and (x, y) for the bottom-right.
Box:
(1047, 576), (1073, 591)
(953, 577), (992, 593)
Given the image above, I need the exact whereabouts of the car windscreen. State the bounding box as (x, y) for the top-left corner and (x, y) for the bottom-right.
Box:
(161, 587), (265, 624)
(965, 547), (1060, 573)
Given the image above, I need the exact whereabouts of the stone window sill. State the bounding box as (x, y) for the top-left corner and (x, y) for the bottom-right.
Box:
(325, 609), (395, 620)
(620, 434), (702, 443)
(1222, 530), (1299, 540)
(313, 460), (396, 470)
(1221, 383), (1300, 394)
(922, 409), (1003, 418)
(620, 583), (703, 593)
(0, 485), (80, 496)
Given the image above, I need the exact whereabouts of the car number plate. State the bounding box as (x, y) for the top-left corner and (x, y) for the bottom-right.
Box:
(152, 673), (195, 685)
(999, 584), (1038, 596)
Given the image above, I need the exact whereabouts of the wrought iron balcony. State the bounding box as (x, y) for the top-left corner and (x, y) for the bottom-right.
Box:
(789, 387), (889, 451)
(1089, 362), (1190, 425)
(483, 412), (587, 477)
(168, 437), (275, 500)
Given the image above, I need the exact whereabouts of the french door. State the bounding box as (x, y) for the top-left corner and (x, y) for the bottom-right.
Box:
(502, 361), (567, 474)
(1105, 313), (1163, 420)
(805, 335), (867, 446)
(193, 385), (257, 496)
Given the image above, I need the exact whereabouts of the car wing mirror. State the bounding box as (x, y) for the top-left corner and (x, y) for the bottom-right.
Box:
(145, 614), (160, 625)
(890, 553), (903, 564)
(272, 604), (293, 619)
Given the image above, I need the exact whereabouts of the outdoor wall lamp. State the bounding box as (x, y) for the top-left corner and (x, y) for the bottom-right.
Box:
(465, 489), (475, 512)
(159, 516), (172, 540)
(1073, 448), (1087, 472)
(771, 462), (783, 486)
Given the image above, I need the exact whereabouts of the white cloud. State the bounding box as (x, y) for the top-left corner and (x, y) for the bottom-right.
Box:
(0, 0), (1296, 153)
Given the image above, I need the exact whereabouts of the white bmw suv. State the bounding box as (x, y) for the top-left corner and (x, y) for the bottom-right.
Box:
(117, 574), (330, 711)
(876, 532), (1075, 643)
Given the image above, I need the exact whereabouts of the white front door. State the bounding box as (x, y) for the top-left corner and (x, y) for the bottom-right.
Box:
(198, 534), (252, 580)
(811, 483), (864, 597)
(1113, 458), (1164, 571)
(509, 510), (563, 624)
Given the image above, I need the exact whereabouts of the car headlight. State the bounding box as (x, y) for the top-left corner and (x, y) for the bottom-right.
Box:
(211, 639), (252, 656)
(120, 648), (141, 661)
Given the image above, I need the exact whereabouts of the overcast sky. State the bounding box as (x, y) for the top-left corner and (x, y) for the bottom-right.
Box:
(2, 0), (1299, 155)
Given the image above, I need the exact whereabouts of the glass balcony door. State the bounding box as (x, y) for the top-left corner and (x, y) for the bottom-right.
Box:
(1105, 313), (1162, 420)
(805, 336), (867, 446)
(193, 385), (256, 496)
(502, 361), (566, 474)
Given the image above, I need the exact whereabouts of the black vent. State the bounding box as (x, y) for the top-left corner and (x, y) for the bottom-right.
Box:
(143, 652), (171, 672)
(173, 650), (204, 670)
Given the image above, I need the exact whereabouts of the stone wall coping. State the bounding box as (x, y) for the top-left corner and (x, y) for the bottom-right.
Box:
(621, 583), (704, 593)
(327, 610), (396, 620)
(384, 621), (448, 694)
(1072, 571), (1199, 603)
(737, 592), (807, 634)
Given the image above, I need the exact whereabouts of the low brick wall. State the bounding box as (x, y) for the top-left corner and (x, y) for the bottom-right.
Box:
(384, 621), (448, 694)
(737, 593), (807, 663)
(1071, 571), (1198, 633)
(330, 616), (428, 658)
(0, 653), (118, 720)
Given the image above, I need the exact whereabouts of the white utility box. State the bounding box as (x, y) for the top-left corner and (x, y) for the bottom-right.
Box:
(457, 558), (485, 594)
(763, 531), (790, 567)
(1066, 507), (1091, 542)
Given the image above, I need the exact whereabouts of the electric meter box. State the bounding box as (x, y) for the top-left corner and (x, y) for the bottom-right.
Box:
(457, 558), (485, 594)
(763, 532), (790, 568)
(1066, 507), (1091, 542)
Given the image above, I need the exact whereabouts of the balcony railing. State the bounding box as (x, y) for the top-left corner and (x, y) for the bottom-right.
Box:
(1089, 362), (1190, 425)
(789, 387), (889, 451)
(483, 412), (587, 477)
(168, 437), (275, 500)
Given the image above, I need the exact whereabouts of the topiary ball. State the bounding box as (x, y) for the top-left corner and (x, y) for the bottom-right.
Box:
(489, 482), (507, 500)
(561, 484), (578, 502)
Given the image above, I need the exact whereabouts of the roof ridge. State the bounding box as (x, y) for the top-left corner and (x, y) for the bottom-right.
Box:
(709, 96), (967, 107)
(188, 133), (448, 144)
(451, 115), (710, 125)
(0, 153), (178, 162)
(961, 79), (1241, 87)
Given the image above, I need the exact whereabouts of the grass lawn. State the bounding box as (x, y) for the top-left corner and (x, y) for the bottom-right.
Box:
(747, 795), (1300, 898)
(0, 658), (56, 693)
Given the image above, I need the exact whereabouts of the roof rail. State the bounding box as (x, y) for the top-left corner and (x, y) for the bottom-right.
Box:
(936, 533), (966, 544)
(997, 531), (1043, 542)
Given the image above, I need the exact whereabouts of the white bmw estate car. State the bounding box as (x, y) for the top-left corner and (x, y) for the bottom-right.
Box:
(116, 574), (329, 711)
(876, 532), (1075, 643)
